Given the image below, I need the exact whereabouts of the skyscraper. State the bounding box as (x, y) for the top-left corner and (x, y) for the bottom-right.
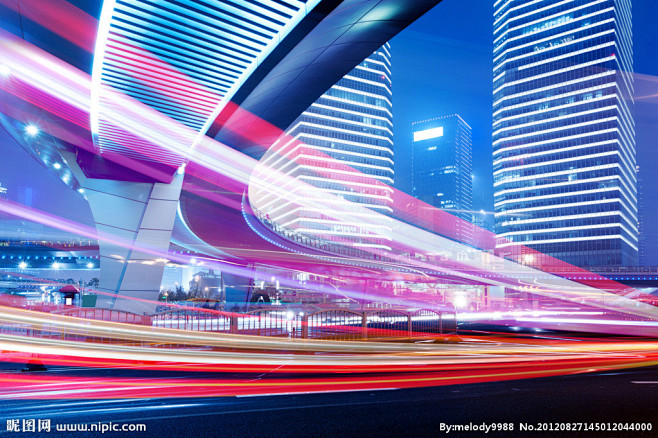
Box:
(254, 44), (394, 252)
(411, 114), (473, 243)
(492, 0), (637, 267)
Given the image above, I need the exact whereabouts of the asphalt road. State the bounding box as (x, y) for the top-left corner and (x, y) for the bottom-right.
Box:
(1, 363), (658, 437)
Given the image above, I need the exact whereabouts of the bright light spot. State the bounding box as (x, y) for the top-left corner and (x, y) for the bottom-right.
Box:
(454, 294), (468, 309)
(25, 124), (40, 137)
(18, 261), (28, 269)
(78, 188), (85, 194)
(523, 254), (535, 264)
(413, 126), (443, 142)
(86, 262), (94, 269)
(480, 209), (485, 214)
(286, 311), (294, 320)
(52, 262), (60, 270)
(190, 258), (197, 265)
(0, 65), (10, 76)
(53, 162), (62, 169)
(299, 312), (304, 317)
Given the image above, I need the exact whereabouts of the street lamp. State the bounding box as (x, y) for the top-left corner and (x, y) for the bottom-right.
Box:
(25, 124), (40, 137)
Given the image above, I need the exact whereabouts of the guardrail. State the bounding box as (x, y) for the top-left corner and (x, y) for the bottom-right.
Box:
(151, 307), (457, 340)
(0, 305), (456, 344)
(52, 308), (151, 325)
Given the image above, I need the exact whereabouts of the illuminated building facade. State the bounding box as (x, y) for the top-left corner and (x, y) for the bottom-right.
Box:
(493, 0), (637, 267)
(257, 44), (394, 252)
(411, 114), (473, 244)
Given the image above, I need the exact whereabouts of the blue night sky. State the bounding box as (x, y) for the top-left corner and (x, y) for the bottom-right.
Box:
(1, 0), (658, 261)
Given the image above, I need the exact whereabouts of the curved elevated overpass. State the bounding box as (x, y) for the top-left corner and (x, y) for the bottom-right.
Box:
(0, 0), (444, 312)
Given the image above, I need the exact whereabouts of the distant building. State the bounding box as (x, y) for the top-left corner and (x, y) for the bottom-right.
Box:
(472, 210), (494, 234)
(189, 270), (223, 300)
(411, 114), (473, 244)
(492, 0), (637, 267)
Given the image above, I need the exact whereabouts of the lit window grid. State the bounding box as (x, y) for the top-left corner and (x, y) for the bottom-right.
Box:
(494, 17), (616, 64)
(493, 0), (636, 265)
(497, 234), (638, 251)
(494, 0), (610, 47)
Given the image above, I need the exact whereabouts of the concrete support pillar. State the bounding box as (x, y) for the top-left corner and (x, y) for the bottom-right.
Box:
(486, 285), (506, 311)
(62, 152), (182, 314)
(301, 314), (309, 339)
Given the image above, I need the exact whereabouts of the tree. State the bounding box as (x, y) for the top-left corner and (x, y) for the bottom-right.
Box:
(87, 278), (100, 290)
(174, 285), (187, 301)
(250, 288), (271, 303)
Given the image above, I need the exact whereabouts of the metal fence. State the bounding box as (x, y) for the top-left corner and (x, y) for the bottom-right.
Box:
(238, 310), (302, 337)
(0, 306), (456, 343)
(151, 309), (232, 332)
(150, 307), (457, 340)
(52, 308), (150, 325)
(305, 309), (364, 340)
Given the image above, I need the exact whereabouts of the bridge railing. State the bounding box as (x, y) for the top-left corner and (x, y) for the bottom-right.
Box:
(0, 307), (152, 346)
(51, 308), (150, 325)
(305, 309), (364, 341)
(0, 305), (456, 344)
(150, 307), (457, 340)
(151, 308), (232, 332)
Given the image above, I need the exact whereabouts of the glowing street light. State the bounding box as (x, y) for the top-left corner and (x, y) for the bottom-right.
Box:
(454, 294), (468, 309)
(18, 261), (28, 270)
(24, 124), (40, 137)
(52, 262), (60, 270)
(86, 262), (94, 269)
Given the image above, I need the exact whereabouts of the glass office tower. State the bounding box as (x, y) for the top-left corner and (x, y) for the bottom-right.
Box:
(412, 114), (474, 244)
(254, 44), (394, 252)
(493, 0), (637, 267)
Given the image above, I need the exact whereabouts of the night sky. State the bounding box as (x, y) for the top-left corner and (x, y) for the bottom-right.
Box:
(1, 0), (657, 262)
